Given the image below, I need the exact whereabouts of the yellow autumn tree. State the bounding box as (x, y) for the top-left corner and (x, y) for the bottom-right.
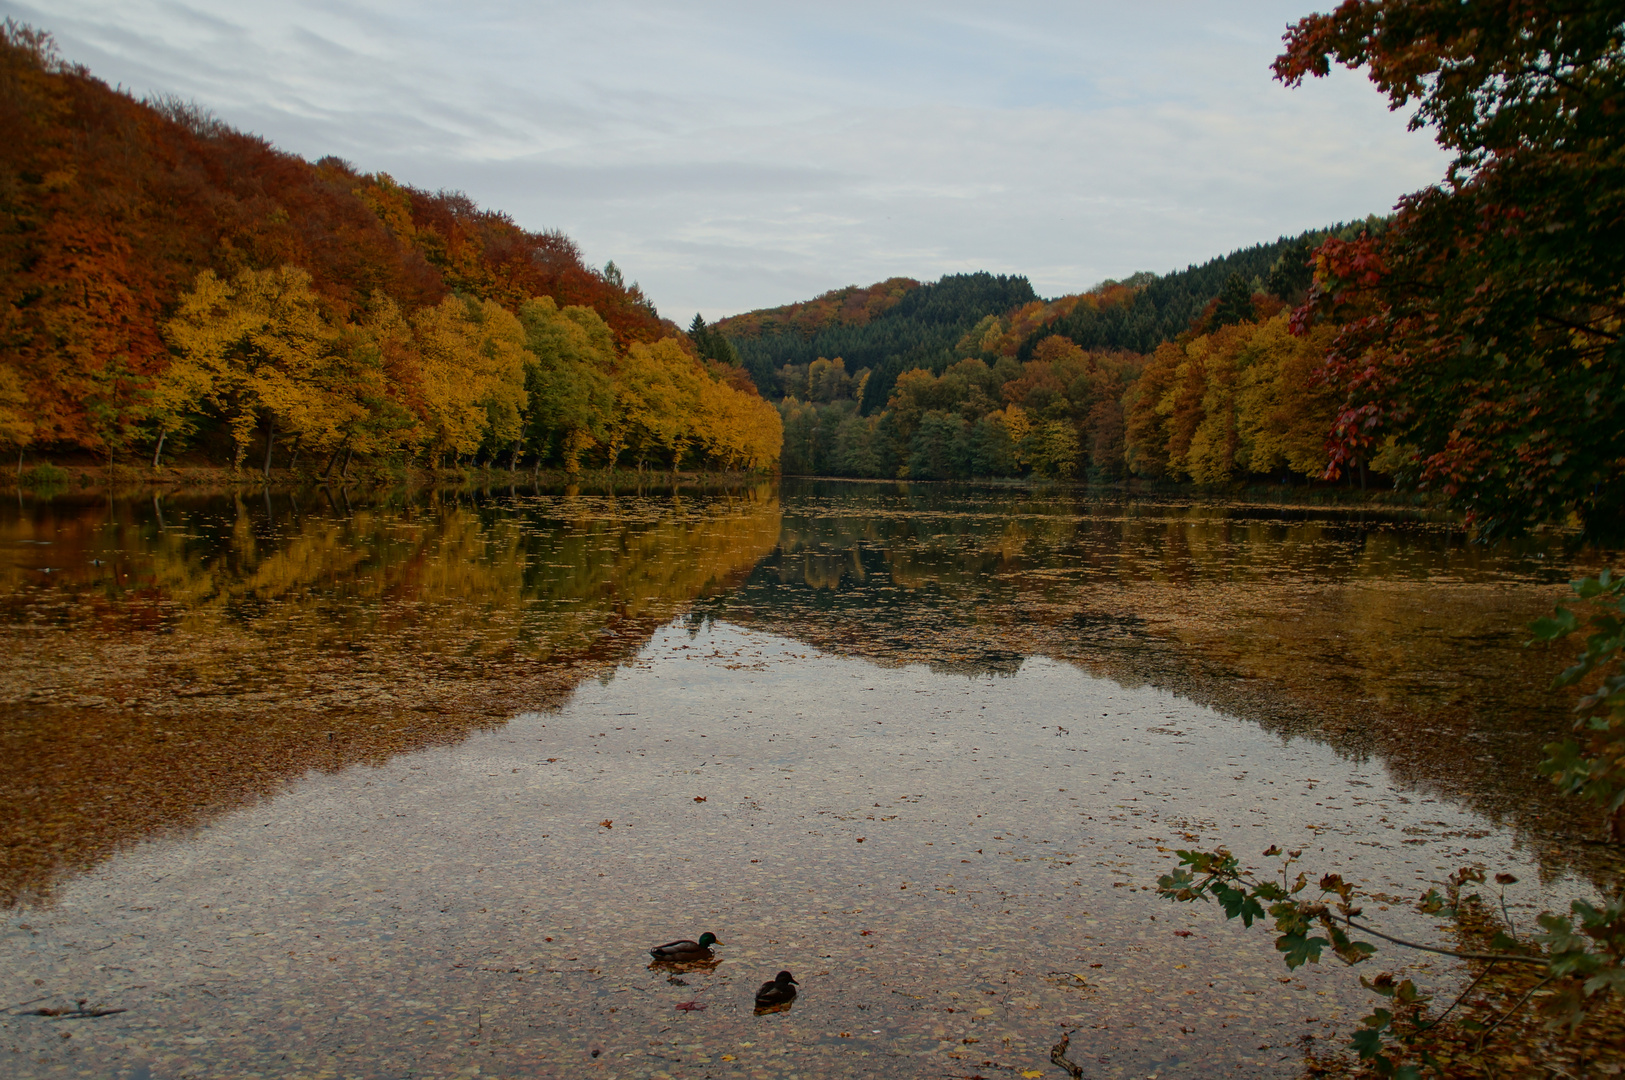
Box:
(162, 266), (340, 470)
(1233, 315), (1339, 477)
(698, 371), (783, 471)
(313, 295), (423, 466)
(1124, 313), (1340, 483)
(1182, 324), (1249, 484)
(0, 361), (33, 471)
(518, 297), (617, 472)
(412, 296), (527, 463)
(612, 338), (706, 470)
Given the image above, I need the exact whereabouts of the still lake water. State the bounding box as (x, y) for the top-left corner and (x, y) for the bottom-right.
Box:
(1, 480), (1619, 1078)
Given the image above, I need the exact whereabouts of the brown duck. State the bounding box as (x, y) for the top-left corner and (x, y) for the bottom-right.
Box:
(754, 970), (798, 1007)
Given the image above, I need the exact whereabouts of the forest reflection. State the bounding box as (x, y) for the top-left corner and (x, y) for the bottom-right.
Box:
(0, 482), (781, 904)
(708, 481), (1618, 878)
(3, 479), (1617, 907)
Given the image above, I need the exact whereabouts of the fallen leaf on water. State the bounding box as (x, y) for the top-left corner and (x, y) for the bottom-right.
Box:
(599, 819), (613, 829)
(675, 1000), (706, 1011)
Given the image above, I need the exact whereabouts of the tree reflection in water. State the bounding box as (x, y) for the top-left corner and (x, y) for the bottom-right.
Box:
(0, 483), (780, 905)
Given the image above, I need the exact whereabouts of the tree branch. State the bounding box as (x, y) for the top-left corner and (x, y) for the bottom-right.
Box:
(1536, 311), (1621, 343)
(1475, 973), (1559, 1053)
(1341, 916), (1547, 965)
(1417, 961), (1498, 1032)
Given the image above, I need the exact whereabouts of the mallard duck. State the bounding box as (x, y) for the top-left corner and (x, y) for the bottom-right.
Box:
(649, 932), (721, 961)
(754, 970), (798, 1008)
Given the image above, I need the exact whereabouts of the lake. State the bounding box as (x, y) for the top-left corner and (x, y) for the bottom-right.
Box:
(2, 480), (1619, 1078)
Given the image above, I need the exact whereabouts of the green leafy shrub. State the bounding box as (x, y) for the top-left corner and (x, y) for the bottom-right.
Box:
(1530, 569), (1625, 842)
(17, 462), (69, 490)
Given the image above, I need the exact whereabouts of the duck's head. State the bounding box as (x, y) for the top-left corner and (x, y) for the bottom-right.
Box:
(698, 932), (721, 948)
(776, 970), (797, 985)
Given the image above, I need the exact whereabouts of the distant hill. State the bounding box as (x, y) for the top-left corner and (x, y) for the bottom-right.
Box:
(717, 226), (1363, 410)
(715, 277), (920, 339)
(718, 272), (1038, 411)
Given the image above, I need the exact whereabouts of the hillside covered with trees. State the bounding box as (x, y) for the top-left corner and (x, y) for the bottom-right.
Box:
(714, 227), (1367, 486)
(0, 25), (780, 477)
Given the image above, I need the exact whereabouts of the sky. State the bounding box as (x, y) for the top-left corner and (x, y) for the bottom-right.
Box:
(4, 1), (1452, 320)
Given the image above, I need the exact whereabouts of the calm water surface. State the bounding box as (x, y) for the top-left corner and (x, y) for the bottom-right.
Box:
(1, 481), (1618, 1078)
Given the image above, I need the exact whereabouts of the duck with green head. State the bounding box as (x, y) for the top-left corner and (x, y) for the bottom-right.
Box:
(649, 932), (721, 961)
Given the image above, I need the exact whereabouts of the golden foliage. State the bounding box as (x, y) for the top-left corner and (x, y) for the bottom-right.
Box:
(156, 271), (779, 473)
(1126, 312), (1339, 483)
(412, 295), (528, 458)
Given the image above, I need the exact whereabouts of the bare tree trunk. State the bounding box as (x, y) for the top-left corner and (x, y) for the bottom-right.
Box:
(152, 431), (166, 470)
(323, 436), (350, 479)
(509, 439), (522, 473)
(340, 445), (354, 479)
(262, 416), (276, 479)
(287, 439), (301, 471)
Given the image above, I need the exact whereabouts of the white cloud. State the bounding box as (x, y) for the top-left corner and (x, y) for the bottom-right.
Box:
(5, 0), (1450, 319)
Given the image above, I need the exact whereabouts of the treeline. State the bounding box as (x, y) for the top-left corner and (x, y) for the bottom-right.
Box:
(773, 297), (1341, 484)
(718, 228), (1349, 411)
(159, 270), (780, 476)
(744, 227), (1370, 484)
(0, 25), (778, 475)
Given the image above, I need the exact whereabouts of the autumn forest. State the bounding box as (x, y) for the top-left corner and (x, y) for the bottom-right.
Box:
(0, 25), (780, 479)
(0, 21), (1369, 494)
(4, 6), (1621, 544)
(715, 236), (1359, 488)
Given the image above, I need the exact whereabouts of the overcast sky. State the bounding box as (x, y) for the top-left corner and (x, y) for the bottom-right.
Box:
(7, 1), (1450, 320)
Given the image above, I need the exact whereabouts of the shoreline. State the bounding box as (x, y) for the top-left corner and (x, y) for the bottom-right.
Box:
(4, 461), (779, 496)
(9, 458), (1433, 500)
